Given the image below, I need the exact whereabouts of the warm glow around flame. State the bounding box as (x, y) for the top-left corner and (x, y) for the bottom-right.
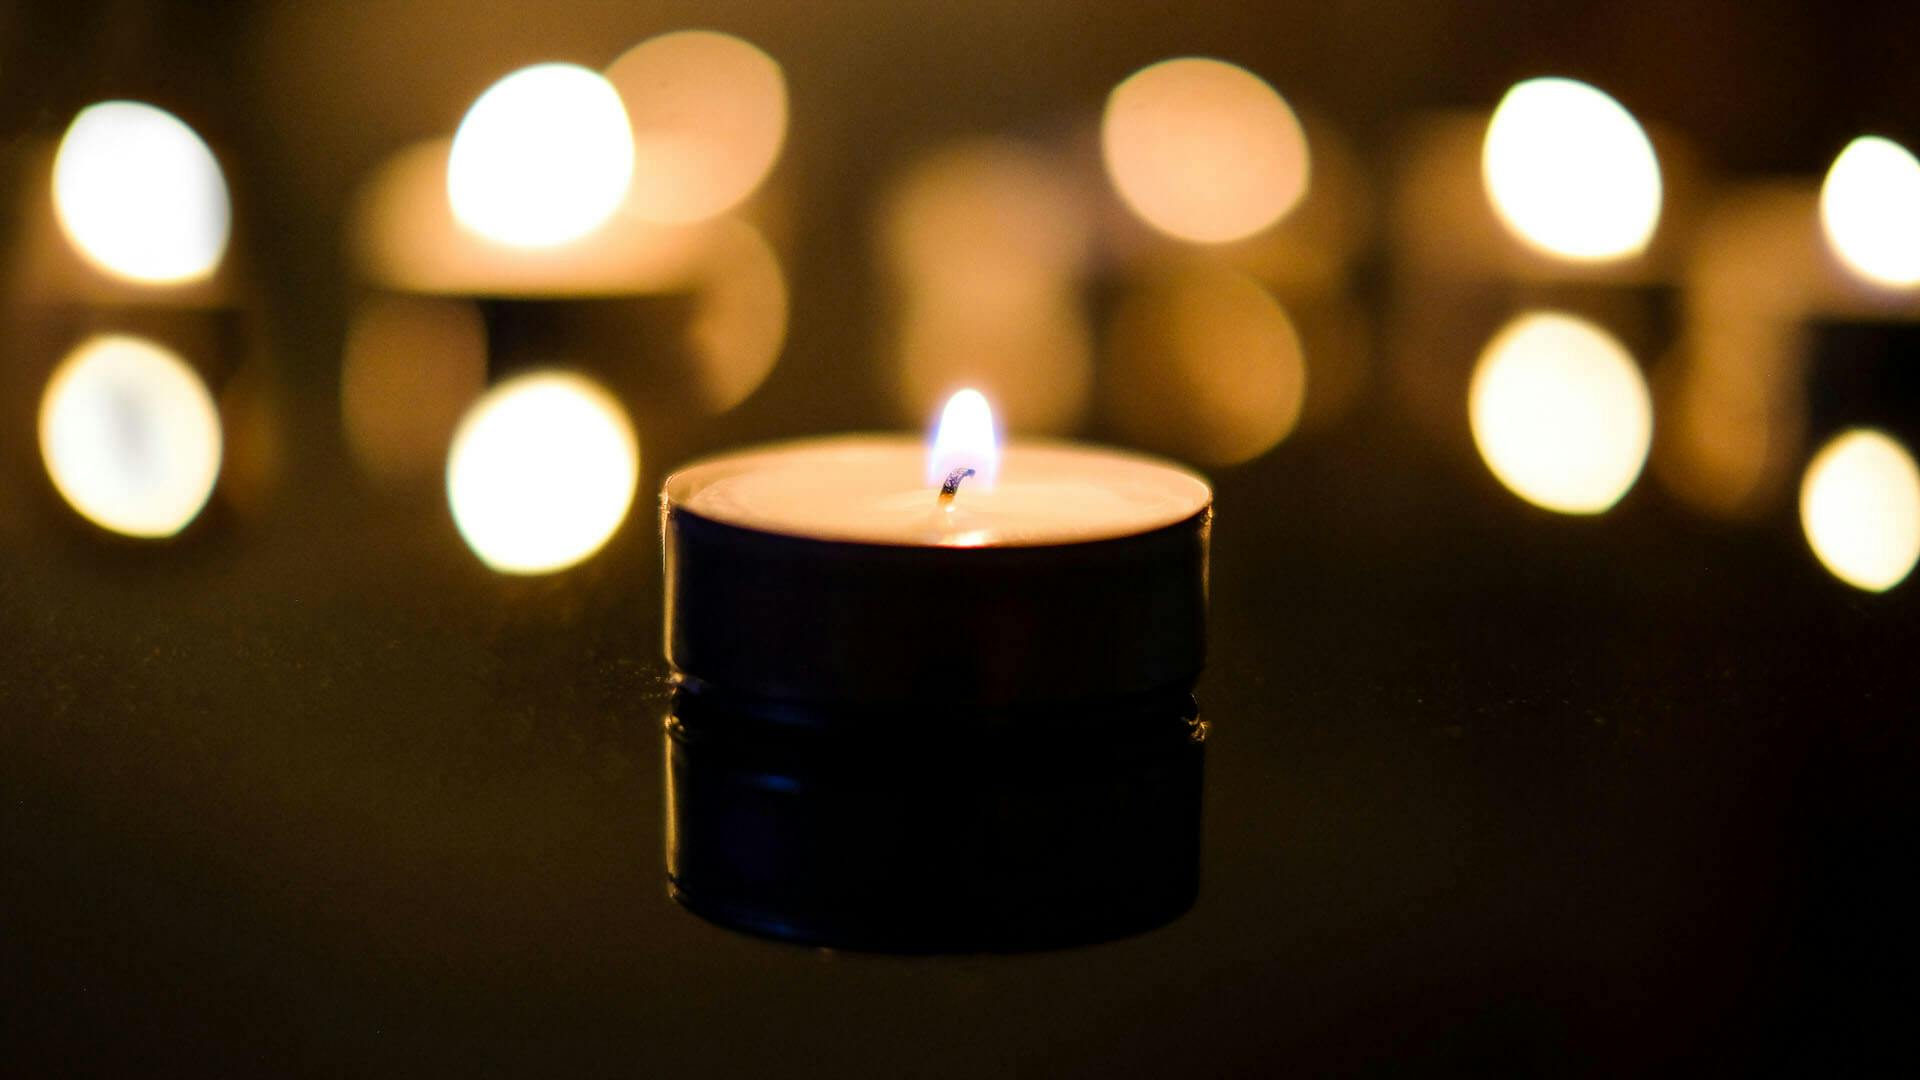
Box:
(1482, 77), (1662, 261)
(1800, 429), (1920, 592)
(447, 63), (635, 248)
(1820, 135), (1920, 289)
(928, 388), (999, 489)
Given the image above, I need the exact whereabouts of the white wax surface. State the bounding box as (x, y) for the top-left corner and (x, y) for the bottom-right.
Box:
(668, 435), (1211, 547)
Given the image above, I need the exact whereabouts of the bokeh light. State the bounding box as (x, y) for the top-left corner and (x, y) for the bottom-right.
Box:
(446, 371), (639, 574)
(1469, 311), (1652, 514)
(606, 30), (788, 224)
(1819, 135), (1920, 289)
(52, 101), (230, 285)
(39, 334), (223, 538)
(342, 295), (489, 485)
(1104, 265), (1307, 466)
(1482, 77), (1662, 261)
(1102, 57), (1310, 244)
(685, 219), (789, 413)
(1799, 429), (1920, 592)
(447, 63), (635, 248)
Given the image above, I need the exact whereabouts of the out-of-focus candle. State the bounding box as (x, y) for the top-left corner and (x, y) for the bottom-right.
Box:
(659, 390), (1212, 951)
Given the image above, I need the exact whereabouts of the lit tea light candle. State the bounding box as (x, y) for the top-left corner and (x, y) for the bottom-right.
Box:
(678, 390), (1204, 551)
(660, 390), (1212, 951)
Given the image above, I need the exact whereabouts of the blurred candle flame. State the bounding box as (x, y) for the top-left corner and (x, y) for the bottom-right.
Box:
(1800, 429), (1920, 592)
(1101, 57), (1309, 244)
(1820, 135), (1920, 289)
(929, 389), (999, 490)
(1482, 77), (1662, 261)
(447, 63), (635, 248)
(605, 30), (789, 224)
(52, 101), (231, 285)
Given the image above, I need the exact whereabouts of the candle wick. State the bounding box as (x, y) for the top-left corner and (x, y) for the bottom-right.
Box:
(938, 467), (976, 505)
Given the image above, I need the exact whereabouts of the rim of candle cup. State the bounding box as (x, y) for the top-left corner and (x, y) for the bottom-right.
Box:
(660, 433), (1213, 550)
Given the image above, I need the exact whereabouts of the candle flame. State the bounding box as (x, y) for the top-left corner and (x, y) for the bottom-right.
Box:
(928, 388), (999, 490)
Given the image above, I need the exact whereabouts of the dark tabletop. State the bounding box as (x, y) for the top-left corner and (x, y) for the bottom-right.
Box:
(6, 409), (1914, 1074)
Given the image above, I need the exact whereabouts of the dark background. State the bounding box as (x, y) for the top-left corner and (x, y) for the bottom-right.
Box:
(4, 1), (1918, 1073)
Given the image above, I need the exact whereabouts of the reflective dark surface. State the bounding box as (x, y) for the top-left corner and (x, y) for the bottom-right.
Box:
(5, 0), (1920, 1073)
(6, 416), (1915, 1073)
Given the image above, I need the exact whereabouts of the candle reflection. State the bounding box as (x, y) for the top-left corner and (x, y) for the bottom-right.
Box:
(1800, 429), (1920, 592)
(1469, 311), (1652, 514)
(39, 335), (224, 538)
(684, 218), (789, 414)
(1104, 263), (1307, 466)
(445, 371), (639, 574)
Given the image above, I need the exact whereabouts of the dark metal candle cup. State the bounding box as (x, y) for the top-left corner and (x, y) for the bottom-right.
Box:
(660, 443), (1211, 951)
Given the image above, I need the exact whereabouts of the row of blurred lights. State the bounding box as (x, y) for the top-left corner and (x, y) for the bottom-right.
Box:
(20, 36), (1920, 593)
(1467, 79), (1919, 593)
